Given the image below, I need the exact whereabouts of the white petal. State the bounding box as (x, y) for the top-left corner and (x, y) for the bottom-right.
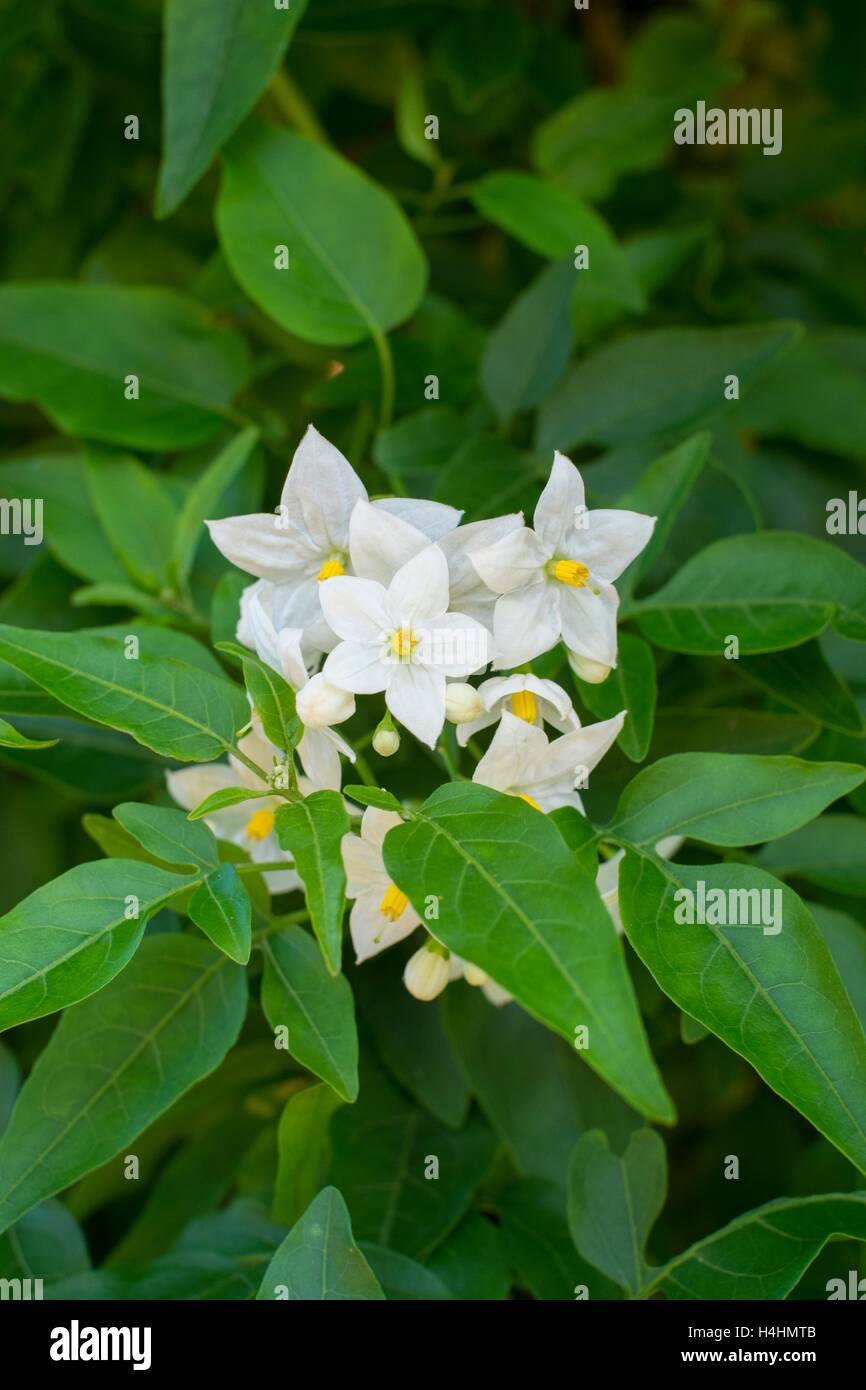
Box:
(348, 498), (431, 586)
(275, 627), (310, 690)
(166, 763), (238, 813)
(388, 543), (449, 625)
(558, 582), (619, 667)
(469, 526), (548, 595)
(438, 512), (523, 607)
(455, 707), (499, 747)
(323, 640), (389, 694)
(526, 712), (626, 808)
(374, 496), (463, 540)
(416, 611), (491, 677)
(473, 711), (550, 794)
(481, 979), (514, 1007)
(492, 580), (561, 668)
(206, 514), (318, 584)
(341, 832), (385, 896)
(567, 508), (656, 584)
(318, 574), (392, 642)
(280, 424), (367, 551)
(297, 727), (343, 791)
(350, 895), (419, 964)
(386, 663), (446, 747)
(533, 451), (586, 553)
(361, 806), (404, 849)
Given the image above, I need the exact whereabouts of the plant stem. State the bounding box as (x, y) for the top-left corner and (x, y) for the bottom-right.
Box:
(352, 750), (377, 787)
(269, 69), (328, 143)
(370, 326), (398, 445)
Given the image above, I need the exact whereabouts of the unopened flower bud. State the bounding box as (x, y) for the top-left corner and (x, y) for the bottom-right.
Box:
(463, 962), (488, 988)
(403, 942), (450, 1001)
(445, 682), (483, 725)
(296, 673), (355, 728)
(567, 652), (612, 685)
(373, 727), (400, 756)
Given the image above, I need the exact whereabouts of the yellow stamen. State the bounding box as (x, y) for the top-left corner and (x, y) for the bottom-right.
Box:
(379, 884), (409, 922)
(245, 809), (275, 841)
(390, 627), (418, 660)
(317, 558), (345, 581)
(518, 794), (542, 811)
(511, 689), (537, 722)
(552, 558), (589, 587)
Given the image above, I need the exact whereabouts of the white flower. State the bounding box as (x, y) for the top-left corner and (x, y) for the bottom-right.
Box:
(454, 673), (579, 747)
(207, 426), (460, 653)
(166, 729), (300, 894)
(568, 652), (613, 685)
(596, 836), (684, 934)
(372, 727), (400, 756)
(320, 545), (490, 748)
(473, 708), (626, 814)
(404, 941), (451, 1001)
(469, 451), (655, 669)
(436, 512), (523, 634)
(242, 586), (355, 791)
(341, 807), (421, 962)
(444, 682), (484, 725)
(448, 955), (513, 1007)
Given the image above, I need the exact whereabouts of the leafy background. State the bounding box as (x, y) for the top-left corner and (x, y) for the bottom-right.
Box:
(0, 0), (865, 1299)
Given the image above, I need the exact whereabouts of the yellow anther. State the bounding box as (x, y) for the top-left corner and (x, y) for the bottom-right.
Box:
(317, 558), (345, 581)
(552, 559), (589, 587)
(518, 794), (542, 811)
(379, 884), (409, 922)
(245, 809), (275, 841)
(390, 627), (418, 660)
(511, 689), (537, 722)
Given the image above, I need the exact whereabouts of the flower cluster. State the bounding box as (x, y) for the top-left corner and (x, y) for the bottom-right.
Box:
(170, 426), (658, 1003)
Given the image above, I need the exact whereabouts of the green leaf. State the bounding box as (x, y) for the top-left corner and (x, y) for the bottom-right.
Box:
(343, 785), (404, 814)
(217, 641), (300, 754)
(537, 323), (800, 451)
(383, 783), (674, 1124)
(576, 633), (656, 763)
(0, 453), (126, 586)
(616, 432), (710, 602)
(330, 1053), (497, 1259)
(442, 984), (637, 1187)
(427, 1212), (510, 1300)
(273, 1083), (344, 1227)
(755, 815), (866, 897)
(812, 904), (866, 1032)
(567, 1128), (666, 1295)
(0, 624), (249, 762)
(480, 259), (573, 421)
(260, 926), (358, 1102)
(0, 284), (249, 449)
(498, 1179), (615, 1301)
(742, 642), (865, 737)
(85, 448), (178, 593)
(0, 716), (58, 749)
(188, 863), (252, 964)
(352, 950), (469, 1129)
(114, 802), (220, 870)
(0, 935), (247, 1235)
(629, 533), (866, 654)
(0, 1200), (90, 1284)
(256, 1187), (384, 1300)
(472, 171), (643, 309)
(275, 791), (350, 975)
(158, 0), (308, 217)
(360, 1243), (453, 1300)
(217, 125), (427, 345)
(619, 856), (866, 1177)
(187, 785), (273, 820)
(0, 858), (187, 1031)
(171, 427), (259, 587)
(648, 1192), (866, 1300)
(608, 752), (864, 848)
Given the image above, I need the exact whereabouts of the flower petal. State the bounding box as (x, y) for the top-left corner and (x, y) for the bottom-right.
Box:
(416, 610), (491, 677)
(469, 526), (548, 596)
(439, 512), (523, 608)
(534, 451), (586, 553)
(349, 498), (431, 587)
(374, 496), (463, 540)
(297, 727), (343, 791)
(386, 662), (446, 747)
(323, 640), (389, 694)
(361, 806), (404, 848)
(492, 579), (561, 668)
(280, 424), (366, 551)
(350, 895), (419, 964)
(341, 832), (385, 896)
(473, 710), (550, 794)
(318, 574), (392, 642)
(558, 581), (619, 667)
(206, 514), (318, 584)
(388, 543), (450, 625)
(567, 508), (656, 584)
(526, 711), (626, 808)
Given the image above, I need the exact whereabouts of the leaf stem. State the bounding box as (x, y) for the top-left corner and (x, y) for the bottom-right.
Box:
(269, 69), (328, 144)
(370, 326), (398, 445)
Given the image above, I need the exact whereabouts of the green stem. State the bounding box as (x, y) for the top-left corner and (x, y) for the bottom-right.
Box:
(370, 326), (398, 445)
(252, 908), (310, 944)
(269, 69), (328, 143)
(352, 750), (377, 787)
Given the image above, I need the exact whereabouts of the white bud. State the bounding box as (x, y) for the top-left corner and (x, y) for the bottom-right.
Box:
(295, 673), (355, 728)
(372, 727), (400, 756)
(403, 944), (450, 1001)
(445, 682), (483, 724)
(567, 652), (612, 685)
(463, 962), (488, 988)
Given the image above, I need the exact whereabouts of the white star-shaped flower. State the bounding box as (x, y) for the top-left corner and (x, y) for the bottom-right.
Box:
(207, 425), (460, 654)
(472, 708), (626, 814)
(453, 673), (579, 747)
(469, 451), (655, 669)
(320, 544), (490, 748)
